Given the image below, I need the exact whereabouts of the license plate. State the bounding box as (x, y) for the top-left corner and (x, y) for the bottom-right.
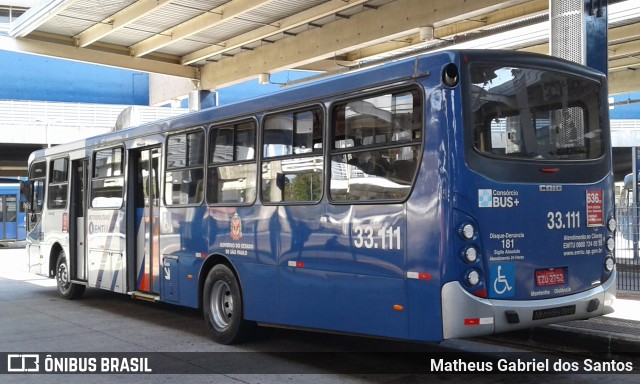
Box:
(535, 268), (566, 287)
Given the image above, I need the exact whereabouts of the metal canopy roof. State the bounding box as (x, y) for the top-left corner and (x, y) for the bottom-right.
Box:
(3, 0), (640, 95)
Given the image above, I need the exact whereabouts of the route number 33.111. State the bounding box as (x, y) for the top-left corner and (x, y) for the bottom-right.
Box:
(352, 225), (402, 250)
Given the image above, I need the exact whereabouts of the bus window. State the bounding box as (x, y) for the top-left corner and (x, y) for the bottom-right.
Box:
(261, 109), (323, 203)
(5, 195), (17, 222)
(208, 121), (257, 205)
(618, 173), (638, 240)
(91, 147), (124, 208)
(330, 90), (422, 201)
(48, 158), (69, 210)
(165, 129), (205, 206)
(28, 161), (46, 218)
(27, 160), (54, 256)
(471, 65), (603, 161)
(32, 180), (44, 213)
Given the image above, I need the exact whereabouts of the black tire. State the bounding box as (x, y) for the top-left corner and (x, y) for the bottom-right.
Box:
(203, 264), (253, 344)
(56, 250), (86, 300)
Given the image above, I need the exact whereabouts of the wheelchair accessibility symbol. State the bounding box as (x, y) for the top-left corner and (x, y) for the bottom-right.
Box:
(490, 263), (515, 298)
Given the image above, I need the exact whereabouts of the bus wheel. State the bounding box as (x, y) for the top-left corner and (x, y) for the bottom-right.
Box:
(203, 264), (253, 344)
(55, 250), (85, 300)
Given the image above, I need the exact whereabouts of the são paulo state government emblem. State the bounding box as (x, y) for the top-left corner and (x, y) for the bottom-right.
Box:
(230, 213), (243, 241)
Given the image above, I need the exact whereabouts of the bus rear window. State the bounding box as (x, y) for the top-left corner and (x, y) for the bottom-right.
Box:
(470, 64), (604, 161)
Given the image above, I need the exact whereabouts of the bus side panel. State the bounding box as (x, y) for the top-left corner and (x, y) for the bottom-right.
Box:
(405, 170), (447, 341)
(279, 269), (408, 338)
(208, 205), (280, 323)
(86, 208), (127, 293)
(158, 205), (203, 306)
(42, 210), (67, 275)
(279, 204), (409, 339)
(234, 262), (279, 322)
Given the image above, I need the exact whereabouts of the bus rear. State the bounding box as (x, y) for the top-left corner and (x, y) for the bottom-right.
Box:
(443, 52), (615, 338)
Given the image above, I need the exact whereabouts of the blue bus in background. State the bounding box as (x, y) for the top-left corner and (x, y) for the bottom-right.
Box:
(25, 50), (616, 344)
(0, 177), (27, 245)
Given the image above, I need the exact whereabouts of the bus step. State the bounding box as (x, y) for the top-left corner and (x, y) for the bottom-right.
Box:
(130, 291), (160, 302)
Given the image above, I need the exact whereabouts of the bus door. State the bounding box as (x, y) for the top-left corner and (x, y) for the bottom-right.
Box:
(69, 159), (88, 281)
(26, 162), (46, 274)
(0, 194), (18, 241)
(131, 147), (162, 294)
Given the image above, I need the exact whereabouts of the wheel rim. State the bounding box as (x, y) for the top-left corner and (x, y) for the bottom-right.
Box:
(210, 280), (234, 330)
(57, 261), (70, 293)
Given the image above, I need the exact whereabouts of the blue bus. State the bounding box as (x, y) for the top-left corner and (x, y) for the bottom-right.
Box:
(25, 50), (616, 344)
(0, 178), (27, 245)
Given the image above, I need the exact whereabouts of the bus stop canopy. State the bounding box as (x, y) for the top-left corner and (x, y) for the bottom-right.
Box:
(2, 0), (639, 97)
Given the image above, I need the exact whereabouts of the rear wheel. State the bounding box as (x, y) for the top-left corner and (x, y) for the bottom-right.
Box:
(56, 250), (85, 299)
(203, 264), (253, 344)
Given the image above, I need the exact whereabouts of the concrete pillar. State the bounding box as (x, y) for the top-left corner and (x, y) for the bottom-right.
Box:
(549, 0), (608, 74)
(188, 90), (217, 111)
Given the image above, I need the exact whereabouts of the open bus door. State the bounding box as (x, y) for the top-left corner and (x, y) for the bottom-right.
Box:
(26, 162), (46, 273)
(129, 146), (162, 297)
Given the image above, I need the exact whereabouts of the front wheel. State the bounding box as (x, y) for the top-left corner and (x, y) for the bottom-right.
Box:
(203, 264), (253, 344)
(56, 250), (85, 299)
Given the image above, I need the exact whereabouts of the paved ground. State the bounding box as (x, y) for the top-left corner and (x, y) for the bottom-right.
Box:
(0, 246), (638, 383)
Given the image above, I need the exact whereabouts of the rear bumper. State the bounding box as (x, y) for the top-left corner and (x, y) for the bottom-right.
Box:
(442, 269), (616, 339)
